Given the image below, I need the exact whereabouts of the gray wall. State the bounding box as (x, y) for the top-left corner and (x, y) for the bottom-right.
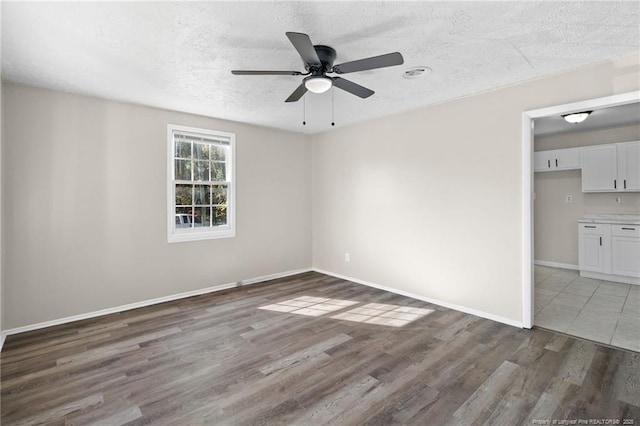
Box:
(2, 83), (312, 329)
(534, 125), (640, 266)
(312, 54), (640, 325)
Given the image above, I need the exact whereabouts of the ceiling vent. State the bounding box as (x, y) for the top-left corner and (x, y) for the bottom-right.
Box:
(403, 66), (432, 79)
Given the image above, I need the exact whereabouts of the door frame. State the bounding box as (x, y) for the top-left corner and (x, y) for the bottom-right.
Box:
(521, 90), (640, 328)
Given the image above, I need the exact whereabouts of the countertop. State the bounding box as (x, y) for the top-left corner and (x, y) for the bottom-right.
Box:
(578, 214), (640, 225)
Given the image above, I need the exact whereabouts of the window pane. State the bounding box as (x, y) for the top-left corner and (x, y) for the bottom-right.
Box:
(213, 206), (227, 226)
(194, 185), (210, 205)
(212, 185), (227, 205)
(211, 161), (226, 181)
(211, 146), (226, 161)
(175, 184), (193, 206)
(194, 143), (209, 161)
(194, 207), (211, 227)
(194, 160), (210, 181)
(175, 141), (191, 159)
(175, 159), (192, 180)
(175, 207), (194, 229)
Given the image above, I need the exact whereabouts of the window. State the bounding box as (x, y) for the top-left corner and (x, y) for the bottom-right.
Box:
(167, 124), (235, 243)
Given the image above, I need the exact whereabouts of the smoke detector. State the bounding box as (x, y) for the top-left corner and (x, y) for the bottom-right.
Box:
(403, 66), (432, 79)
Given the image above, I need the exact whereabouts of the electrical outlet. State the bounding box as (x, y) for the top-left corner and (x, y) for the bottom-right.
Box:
(566, 195), (573, 203)
(614, 196), (621, 204)
(344, 253), (350, 262)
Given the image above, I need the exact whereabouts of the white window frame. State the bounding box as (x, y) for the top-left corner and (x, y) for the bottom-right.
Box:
(167, 124), (236, 243)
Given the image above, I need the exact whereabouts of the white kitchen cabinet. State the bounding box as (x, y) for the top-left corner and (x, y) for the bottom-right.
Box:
(581, 141), (640, 192)
(578, 220), (640, 284)
(555, 148), (581, 170)
(534, 142), (638, 192)
(611, 225), (640, 277)
(534, 148), (581, 172)
(534, 151), (552, 172)
(578, 224), (608, 273)
(617, 141), (640, 191)
(582, 145), (617, 192)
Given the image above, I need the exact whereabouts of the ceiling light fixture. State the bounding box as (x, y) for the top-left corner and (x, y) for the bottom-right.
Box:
(562, 111), (592, 124)
(304, 75), (333, 94)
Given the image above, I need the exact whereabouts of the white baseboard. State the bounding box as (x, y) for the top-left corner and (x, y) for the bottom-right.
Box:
(534, 260), (579, 271)
(2, 267), (312, 338)
(580, 271), (640, 285)
(313, 268), (523, 328)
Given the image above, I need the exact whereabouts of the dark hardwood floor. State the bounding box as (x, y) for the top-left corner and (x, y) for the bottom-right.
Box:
(1, 271), (639, 425)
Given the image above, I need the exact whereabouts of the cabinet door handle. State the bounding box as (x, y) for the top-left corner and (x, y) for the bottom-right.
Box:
(624, 179), (627, 189)
(547, 160), (550, 168)
(599, 236), (602, 246)
(622, 227), (636, 230)
(614, 179), (617, 189)
(555, 159), (558, 167)
(584, 225), (596, 228)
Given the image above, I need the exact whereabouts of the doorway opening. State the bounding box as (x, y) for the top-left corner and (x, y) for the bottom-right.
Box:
(521, 91), (640, 348)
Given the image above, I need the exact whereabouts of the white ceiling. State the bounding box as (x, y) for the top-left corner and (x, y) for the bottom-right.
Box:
(2, 2), (639, 134)
(535, 102), (640, 136)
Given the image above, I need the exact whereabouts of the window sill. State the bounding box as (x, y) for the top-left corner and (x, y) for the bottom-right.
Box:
(168, 229), (236, 243)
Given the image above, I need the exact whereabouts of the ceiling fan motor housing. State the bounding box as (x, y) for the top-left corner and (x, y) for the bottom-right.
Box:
(308, 45), (336, 74)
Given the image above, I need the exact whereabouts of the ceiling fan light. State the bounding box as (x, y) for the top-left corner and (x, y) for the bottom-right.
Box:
(562, 111), (592, 124)
(305, 76), (333, 93)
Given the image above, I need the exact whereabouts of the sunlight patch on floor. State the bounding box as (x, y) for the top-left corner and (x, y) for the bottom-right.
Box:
(332, 303), (434, 327)
(259, 297), (433, 327)
(258, 296), (358, 317)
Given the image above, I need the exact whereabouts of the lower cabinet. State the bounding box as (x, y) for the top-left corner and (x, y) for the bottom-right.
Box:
(578, 222), (640, 284)
(611, 225), (640, 277)
(578, 229), (607, 273)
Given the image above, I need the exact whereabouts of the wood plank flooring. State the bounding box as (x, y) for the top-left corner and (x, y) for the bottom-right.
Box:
(2, 271), (639, 425)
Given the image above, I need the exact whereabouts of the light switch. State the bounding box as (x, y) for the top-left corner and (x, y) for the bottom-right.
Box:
(566, 195), (573, 203)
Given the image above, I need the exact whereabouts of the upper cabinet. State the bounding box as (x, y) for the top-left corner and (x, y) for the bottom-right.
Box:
(582, 141), (640, 192)
(581, 145), (617, 191)
(534, 140), (639, 193)
(533, 147), (581, 172)
(617, 141), (640, 191)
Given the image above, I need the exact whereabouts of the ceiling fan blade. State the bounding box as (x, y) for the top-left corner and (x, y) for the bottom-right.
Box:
(285, 83), (308, 103)
(332, 52), (404, 74)
(332, 77), (374, 99)
(232, 70), (303, 76)
(286, 32), (321, 66)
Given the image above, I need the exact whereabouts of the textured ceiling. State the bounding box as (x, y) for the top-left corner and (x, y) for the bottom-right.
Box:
(2, 2), (639, 134)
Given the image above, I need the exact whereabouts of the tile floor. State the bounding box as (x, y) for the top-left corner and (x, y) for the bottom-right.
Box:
(534, 265), (640, 352)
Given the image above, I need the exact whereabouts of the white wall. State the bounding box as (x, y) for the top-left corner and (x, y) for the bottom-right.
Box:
(1, 2), (4, 345)
(534, 125), (640, 266)
(2, 83), (312, 329)
(312, 54), (640, 325)
(0, 72), (4, 345)
(3, 54), (639, 331)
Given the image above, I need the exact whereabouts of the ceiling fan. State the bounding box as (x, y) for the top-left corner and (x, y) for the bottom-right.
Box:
(231, 32), (404, 103)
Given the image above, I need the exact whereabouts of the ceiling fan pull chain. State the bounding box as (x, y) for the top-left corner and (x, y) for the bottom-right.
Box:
(331, 87), (335, 126)
(303, 96), (306, 126)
